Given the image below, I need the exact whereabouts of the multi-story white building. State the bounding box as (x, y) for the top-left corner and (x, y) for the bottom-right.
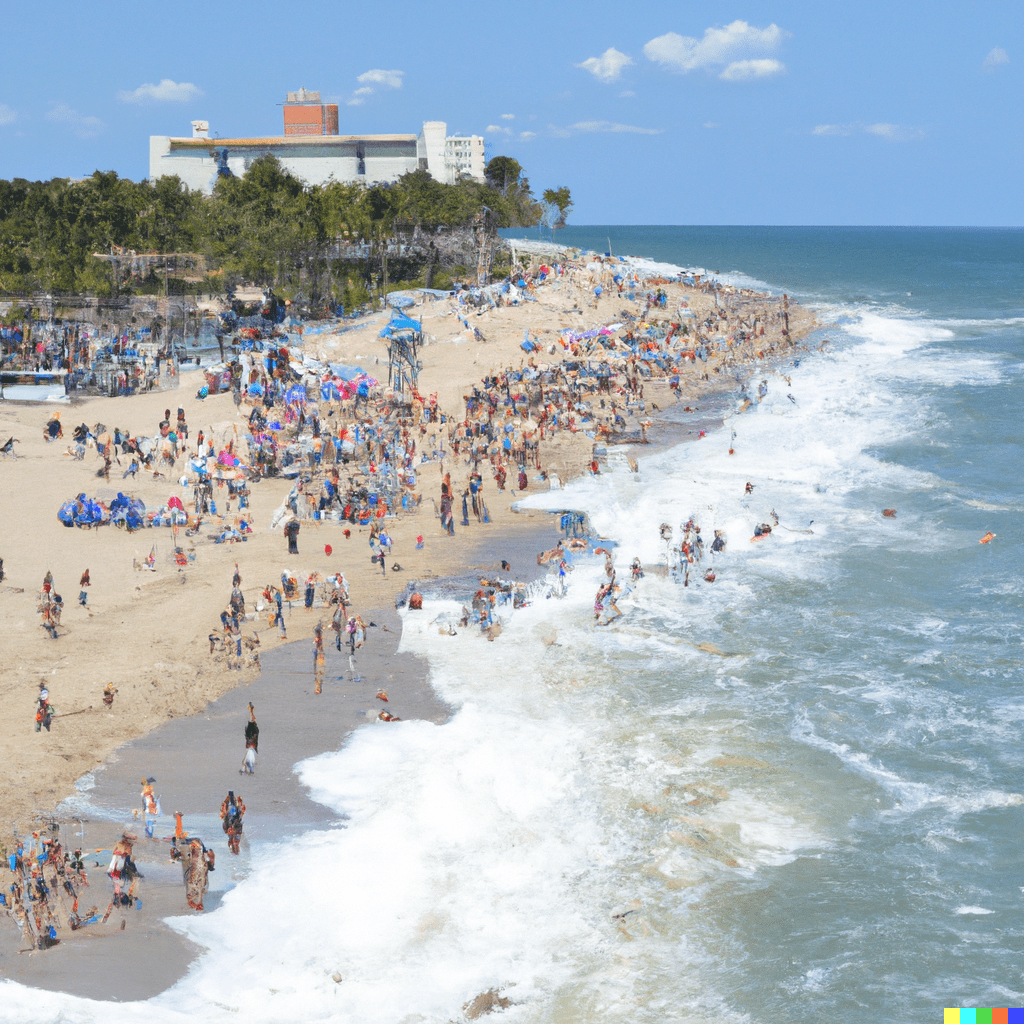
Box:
(148, 92), (486, 194)
(444, 135), (486, 184)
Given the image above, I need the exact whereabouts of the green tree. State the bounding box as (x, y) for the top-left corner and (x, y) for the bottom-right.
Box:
(542, 186), (573, 230)
(484, 156), (523, 197)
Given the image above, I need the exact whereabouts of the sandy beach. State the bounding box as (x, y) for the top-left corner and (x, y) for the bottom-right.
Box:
(0, 248), (815, 993)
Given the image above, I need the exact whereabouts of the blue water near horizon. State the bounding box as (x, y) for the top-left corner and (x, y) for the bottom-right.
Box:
(4, 226), (1022, 1023)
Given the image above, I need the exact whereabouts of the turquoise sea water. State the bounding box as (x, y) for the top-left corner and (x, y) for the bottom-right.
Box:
(521, 225), (1024, 1021)
(5, 227), (1021, 1023)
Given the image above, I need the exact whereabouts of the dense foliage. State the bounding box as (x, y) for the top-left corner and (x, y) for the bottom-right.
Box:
(0, 155), (563, 302)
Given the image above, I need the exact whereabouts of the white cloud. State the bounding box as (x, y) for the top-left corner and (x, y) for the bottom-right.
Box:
(356, 69), (404, 89)
(519, 131), (537, 140)
(619, 90), (636, 98)
(812, 121), (925, 142)
(0, 104), (15, 126)
(486, 124), (512, 135)
(576, 47), (634, 83)
(501, 113), (515, 120)
(983, 47), (1010, 71)
(812, 123), (854, 136)
(644, 20), (789, 76)
(865, 122), (926, 142)
(550, 120), (662, 137)
(573, 120), (661, 135)
(720, 58), (784, 81)
(46, 103), (103, 137)
(118, 79), (203, 103)
(348, 69), (403, 105)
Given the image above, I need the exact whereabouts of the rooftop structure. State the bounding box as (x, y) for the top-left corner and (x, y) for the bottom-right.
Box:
(283, 87), (339, 136)
(149, 90), (485, 194)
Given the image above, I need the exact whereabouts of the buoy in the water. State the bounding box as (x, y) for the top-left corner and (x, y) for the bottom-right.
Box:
(979, 532), (996, 544)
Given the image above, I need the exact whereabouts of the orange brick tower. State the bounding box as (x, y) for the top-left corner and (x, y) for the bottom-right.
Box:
(282, 88), (339, 136)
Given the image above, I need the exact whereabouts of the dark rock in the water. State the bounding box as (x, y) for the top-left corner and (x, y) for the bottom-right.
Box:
(463, 988), (512, 1019)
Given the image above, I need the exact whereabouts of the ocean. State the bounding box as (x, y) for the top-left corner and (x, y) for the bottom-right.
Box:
(5, 226), (1022, 1022)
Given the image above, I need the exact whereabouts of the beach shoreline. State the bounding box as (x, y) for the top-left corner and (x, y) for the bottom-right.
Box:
(0, 603), (452, 998)
(0, 246), (817, 997)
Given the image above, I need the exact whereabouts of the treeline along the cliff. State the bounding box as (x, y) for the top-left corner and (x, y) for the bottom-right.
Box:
(0, 154), (562, 309)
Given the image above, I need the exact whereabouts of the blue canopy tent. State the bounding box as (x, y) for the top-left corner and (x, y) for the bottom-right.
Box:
(379, 310), (422, 338)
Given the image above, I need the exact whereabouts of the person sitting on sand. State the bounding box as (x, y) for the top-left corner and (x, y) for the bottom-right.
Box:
(44, 413), (63, 441)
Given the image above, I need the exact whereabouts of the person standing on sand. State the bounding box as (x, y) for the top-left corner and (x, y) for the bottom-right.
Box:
(313, 622), (325, 694)
(220, 791), (245, 855)
(242, 702), (258, 774)
(440, 490), (454, 536)
(108, 831), (141, 898)
(140, 777), (160, 838)
(331, 599), (345, 650)
(270, 585), (286, 637)
(78, 569), (90, 606)
(284, 516), (300, 555)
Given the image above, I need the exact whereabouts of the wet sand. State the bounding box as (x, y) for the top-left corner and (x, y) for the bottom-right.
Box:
(0, 605), (449, 1001)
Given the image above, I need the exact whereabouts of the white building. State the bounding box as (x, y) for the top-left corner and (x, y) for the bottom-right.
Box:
(444, 135), (486, 184)
(148, 94), (486, 194)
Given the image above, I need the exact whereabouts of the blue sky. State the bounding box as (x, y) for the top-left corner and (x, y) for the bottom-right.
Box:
(1, 0), (1020, 225)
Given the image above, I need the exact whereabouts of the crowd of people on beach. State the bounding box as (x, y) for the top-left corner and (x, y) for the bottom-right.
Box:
(4, 694), (259, 948)
(5, 246), (810, 952)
